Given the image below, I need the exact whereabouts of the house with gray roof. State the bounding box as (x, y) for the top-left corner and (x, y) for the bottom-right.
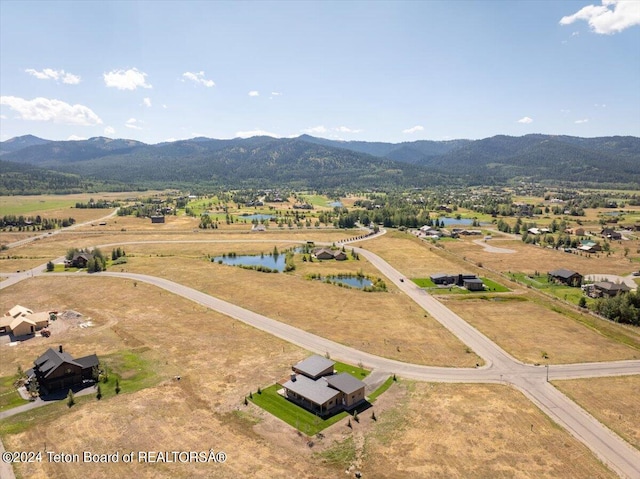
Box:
(548, 268), (583, 287)
(281, 355), (366, 416)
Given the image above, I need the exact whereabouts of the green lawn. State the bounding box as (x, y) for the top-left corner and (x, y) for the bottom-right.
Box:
(333, 360), (370, 378)
(0, 376), (29, 412)
(250, 365), (392, 436)
(411, 278), (435, 287)
(481, 278), (510, 292)
(0, 198), (77, 215)
(509, 273), (589, 306)
(412, 277), (508, 294)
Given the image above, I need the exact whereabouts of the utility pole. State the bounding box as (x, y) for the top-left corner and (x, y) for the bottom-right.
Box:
(546, 364), (549, 382)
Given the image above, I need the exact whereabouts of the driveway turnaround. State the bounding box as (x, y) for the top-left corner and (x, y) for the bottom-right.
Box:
(1, 233), (639, 478)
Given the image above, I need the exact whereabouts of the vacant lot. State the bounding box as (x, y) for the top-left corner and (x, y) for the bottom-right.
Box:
(443, 297), (639, 364)
(361, 381), (616, 478)
(554, 375), (640, 451)
(445, 236), (640, 277)
(122, 253), (479, 367)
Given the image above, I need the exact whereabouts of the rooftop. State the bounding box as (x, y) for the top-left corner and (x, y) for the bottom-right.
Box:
(282, 374), (340, 406)
(293, 355), (335, 378)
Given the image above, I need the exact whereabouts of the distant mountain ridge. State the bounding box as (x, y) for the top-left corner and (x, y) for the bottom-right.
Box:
(1, 133), (638, 190)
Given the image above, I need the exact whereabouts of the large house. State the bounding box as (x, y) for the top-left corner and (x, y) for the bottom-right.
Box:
(430, 273), (484, 290)
(600, 228), (622, 240)
(0, 305), (49, 336)
(313, 248), (347, 261)
(592, 281), (631, 298)
(548, 269), (583, 287)
(578, 240), (601, 253)
(27, 346), (99, 394)
(281, 355), (366, 416)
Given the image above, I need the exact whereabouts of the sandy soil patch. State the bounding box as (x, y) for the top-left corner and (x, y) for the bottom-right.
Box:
(554, 375), (640, 451)
(444, 297), (639, 364)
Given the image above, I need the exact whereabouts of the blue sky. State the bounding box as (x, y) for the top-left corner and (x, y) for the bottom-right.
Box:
(1, 0), (639, 144)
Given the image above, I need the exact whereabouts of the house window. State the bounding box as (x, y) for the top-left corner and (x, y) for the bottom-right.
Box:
(352, 395), (355, 399)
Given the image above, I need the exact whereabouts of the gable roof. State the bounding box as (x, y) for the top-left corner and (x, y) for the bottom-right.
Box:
(34, 348), (82, 378)
(282, 374), (341, 405)
(293, 355), (335, 378)
(7, 305), (33, 318)
(75, 354), (99, 369)
(549, 268), (580, 279)
(10, 316), (36, 330)
(325, 373), (365, 395)
(594, 281), (631, 293)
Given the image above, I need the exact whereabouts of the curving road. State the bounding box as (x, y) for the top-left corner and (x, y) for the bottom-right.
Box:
(1, 232), (639, 478)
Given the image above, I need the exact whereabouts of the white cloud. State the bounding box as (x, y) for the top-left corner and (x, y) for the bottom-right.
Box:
(0, 96), (102, 125)
(517, 116), (534, 124)
(67, 135), (86, 141)
(125, 118), (143, 130)
(143, 97), (152, 107)
(104, 126), (115, 136)
(270, 92), (282, 96)
(575, 118), (589, 124)
(248, 91), (260, 97)
(0, 114), (6, 120)
(104, 68), (152, 90)
(402, 125), (424, 134)
(560, 109), (571, 114)
(560, 0), (640, 34)
(235, 129), (279, 138)
(182, 71), (215, 87)
(25, 68), (81, 84)
(335, 126), (363, 133)
(162, 104), (168, 109)
(302, 125), (328, 134)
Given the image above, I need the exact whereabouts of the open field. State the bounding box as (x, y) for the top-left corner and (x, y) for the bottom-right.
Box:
(121, 253), (480, 367)
(554, 376), (640, 452)
(445, 235), (640, 277)
(360, 381), (616, 478)
(443, 297), (640, 364)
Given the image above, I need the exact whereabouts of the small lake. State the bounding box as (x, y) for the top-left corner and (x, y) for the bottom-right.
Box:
(436, 217), (475, 226)
(213, 254), (285, 271)
(328, 201), (343, 207)
(238, 214), (274, 221)
(326, 275), (373, 289)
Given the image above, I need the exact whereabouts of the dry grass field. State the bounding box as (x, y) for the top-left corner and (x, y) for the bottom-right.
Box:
(444, 297), (640, 364)
(554, 376), (640, 451)
(360, 381), (616, 478)
(444, 235), (639, 277)
(121, 253), (479, 367)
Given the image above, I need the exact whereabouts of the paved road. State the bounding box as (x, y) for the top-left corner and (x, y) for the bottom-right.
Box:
(1, 232), (639, 477)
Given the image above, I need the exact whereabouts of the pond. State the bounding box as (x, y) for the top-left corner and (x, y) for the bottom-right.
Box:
(213, 253), (285, 271)
(237, 214), (273, 221)
(436, 217), (475, 226)
(328, 201), (343, 207)
(326, 275), (373, 289)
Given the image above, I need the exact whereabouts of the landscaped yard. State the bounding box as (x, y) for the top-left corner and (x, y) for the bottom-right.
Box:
(509, 272), (588, 305)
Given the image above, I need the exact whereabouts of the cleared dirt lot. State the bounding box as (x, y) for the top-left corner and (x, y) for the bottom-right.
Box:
(554, 375), (640, 451)
(443, 297), (639, 364)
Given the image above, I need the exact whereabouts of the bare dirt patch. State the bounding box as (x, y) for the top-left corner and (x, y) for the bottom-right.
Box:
(444, 297), (639, 364)
(554, 375), (640, 451)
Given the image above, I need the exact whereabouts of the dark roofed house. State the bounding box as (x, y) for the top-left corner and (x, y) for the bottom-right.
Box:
(325, 373), (366, 408)
(293, 355), (335, 379)
(548, 269), (583, 287)
(150, 215), (165, 224)
(314, 248), (335, 260)
(593, 281), (631, 298)
(333, 250), (347, 261)
(430, 273), (456, 285)
(463, 278), (485, 291)
(69, 252), (94, 268)
(27, 346), (99, 394)
(600, 228), (622, 240)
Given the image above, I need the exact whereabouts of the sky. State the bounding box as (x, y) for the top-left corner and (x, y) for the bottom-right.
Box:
(1, 0), (639, 144)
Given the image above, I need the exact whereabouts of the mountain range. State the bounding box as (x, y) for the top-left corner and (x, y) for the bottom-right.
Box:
(1, 133), (638, 193)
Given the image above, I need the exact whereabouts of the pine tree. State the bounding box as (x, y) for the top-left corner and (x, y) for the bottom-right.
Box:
(67, 389), (75, 408)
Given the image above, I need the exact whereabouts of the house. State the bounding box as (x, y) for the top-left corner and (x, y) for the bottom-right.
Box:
(565, 227), (585, 236)
(27, 346), (99, 394)
(150, 215), (165, 224)
(548, 269), (583, 287)
(419, 225), (439, 235)
(600, 228), (622, 240)
(251, 224), (267, 232)
(333, 250), (347, 261)
(314, 248), (335, 260)
(1, 306), (49, 336)
(463, 278), (485, 291)
(593, 281), (631, 298)
(68, 252), (93, 268)
(292, 355), (335, 379)
(281, 355), (366, 416)
(6, 305), (33, 318)
(578, 240), (602, 253)
(430, 273), (456, 285)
